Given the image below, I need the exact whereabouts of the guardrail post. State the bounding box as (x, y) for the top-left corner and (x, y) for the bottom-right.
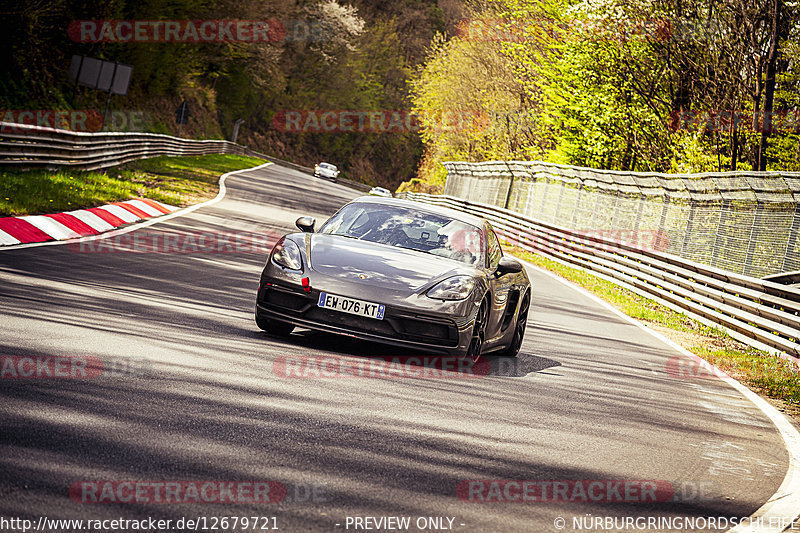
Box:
(711, 199), (731, 265)
(443, 165), (454, 196)
(633, 193), (645, 232)
(538, 176), (550, 217)
(744, 201), (765, 276)
(554, 180), (567, 221)
(781, 203), (800, 273)
(588, 189), (601, 228)
(680, 201), (697, 258)
(503, 162), (515, 209)
(658, 196), (670, 244)
(611, 190), (623, 229)
(571, 183), (584, 228)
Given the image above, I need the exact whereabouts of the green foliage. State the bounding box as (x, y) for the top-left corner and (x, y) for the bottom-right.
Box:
(0, 1), (454, 189)
(408, 0), (800, 184)
(404, 5), (547, 191)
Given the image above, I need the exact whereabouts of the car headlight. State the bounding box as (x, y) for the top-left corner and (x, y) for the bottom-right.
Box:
(271, 237), (303, 270)
(426, 275), (475, 301)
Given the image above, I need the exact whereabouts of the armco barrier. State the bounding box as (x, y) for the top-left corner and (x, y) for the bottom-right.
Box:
(402, 191), (800, 363)
(0, 121), (371, 191)
(0, 122), (254, 170)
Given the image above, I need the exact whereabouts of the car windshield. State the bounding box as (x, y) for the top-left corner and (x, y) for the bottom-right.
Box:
(319, 203), (484, 266)
(320, 163), (335, 169)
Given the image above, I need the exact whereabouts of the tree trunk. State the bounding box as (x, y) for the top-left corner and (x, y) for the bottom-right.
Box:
(751, 68), (762, 171)
(730, 117), (738, 171)
(757, 0), (782, 171)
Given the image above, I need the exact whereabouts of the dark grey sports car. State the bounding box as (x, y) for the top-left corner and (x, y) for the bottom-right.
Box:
(255, 197), (531, 358)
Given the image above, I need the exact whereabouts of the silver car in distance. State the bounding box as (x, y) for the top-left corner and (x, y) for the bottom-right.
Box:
(255, 197), (531, 358)
(314, 162), (340, 181)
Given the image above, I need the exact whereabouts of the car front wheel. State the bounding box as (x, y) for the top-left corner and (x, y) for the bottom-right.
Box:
(465, 298), (488, 361)
(499, 292), (529, 358)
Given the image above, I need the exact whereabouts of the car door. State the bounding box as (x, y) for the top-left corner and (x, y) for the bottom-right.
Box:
(484, 224), (514, 343)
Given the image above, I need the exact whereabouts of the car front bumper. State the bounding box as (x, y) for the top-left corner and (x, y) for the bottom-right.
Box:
(314, 171), (338, 180)
(256, 276), (477, 356)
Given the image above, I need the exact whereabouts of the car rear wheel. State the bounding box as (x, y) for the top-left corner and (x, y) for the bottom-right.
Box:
(465, 299), (488, 361)
(499, 292), (529, 358)
(255, 309), (294, 337)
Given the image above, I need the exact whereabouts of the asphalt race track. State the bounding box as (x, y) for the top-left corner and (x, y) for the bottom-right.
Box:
(0, 163), (793, 532)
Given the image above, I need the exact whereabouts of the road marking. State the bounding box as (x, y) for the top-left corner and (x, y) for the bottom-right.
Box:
(0, 227), (21, 245)
(96, 204), (141, 223)
(521, 259), (800, 533)
(125, 199), (166, 217)
(66, 209), (116, 232)
(18, 214), (81, 240)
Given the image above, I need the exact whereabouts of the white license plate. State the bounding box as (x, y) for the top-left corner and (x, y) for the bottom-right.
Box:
(317, 292), (385, 320)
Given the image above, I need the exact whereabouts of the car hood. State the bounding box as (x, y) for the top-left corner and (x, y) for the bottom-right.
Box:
(304, 234), (473, 292)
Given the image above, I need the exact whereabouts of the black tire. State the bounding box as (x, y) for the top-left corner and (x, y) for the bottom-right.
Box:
(255, 309), (294, 337)
(498, 292), (529, 358)
(465, 298), (489, 361)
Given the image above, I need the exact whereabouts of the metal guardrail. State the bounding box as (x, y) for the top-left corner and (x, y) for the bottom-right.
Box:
(0, 121), (372, 192)
(442, 160), (800, 278)
(402, 191), (800, 363)
(0, 122), (255, 170)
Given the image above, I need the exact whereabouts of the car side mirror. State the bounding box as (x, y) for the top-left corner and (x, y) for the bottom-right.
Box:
(296, 217), (316, 233)
(495, 256), (523, 276)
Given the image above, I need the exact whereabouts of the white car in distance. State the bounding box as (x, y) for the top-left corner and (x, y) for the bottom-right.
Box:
(314, 162), (340, 182)
(369, 187), (393, 197)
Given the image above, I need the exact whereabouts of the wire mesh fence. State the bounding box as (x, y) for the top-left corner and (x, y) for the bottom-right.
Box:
(443, 161), (800, 277)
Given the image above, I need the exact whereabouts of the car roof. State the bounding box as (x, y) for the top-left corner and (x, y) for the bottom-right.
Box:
(350, 195), (487, 229)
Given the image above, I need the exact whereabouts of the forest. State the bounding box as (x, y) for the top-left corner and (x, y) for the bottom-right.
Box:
(1, 0), (798, 191)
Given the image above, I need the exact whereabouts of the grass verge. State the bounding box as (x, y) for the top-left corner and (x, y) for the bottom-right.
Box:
(0, 154), (266, 216)
(504, 243), (800, 419)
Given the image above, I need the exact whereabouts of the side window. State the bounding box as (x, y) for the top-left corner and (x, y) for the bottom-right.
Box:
(486, 227), (502, 270)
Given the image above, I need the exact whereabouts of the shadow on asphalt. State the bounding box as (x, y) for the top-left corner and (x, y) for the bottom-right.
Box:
(252, 329), (562, 379)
